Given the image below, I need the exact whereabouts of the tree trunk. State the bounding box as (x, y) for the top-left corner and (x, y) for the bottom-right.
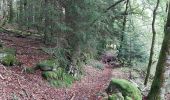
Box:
(144, 0), (160, 86)
(147, 1), (170, 99)
(1, 0), (7, 26)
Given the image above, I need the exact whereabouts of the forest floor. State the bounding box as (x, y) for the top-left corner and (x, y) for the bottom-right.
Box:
(0, 32), (129, 100)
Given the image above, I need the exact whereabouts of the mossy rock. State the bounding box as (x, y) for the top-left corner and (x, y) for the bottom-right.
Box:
(108, 92), (124, 100)
(36, 59), (58, 71)
(106, 79), (142, 100)
(1, 54), (17, 66)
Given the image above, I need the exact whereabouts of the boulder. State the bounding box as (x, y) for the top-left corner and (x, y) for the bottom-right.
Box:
(106, 78), (142, 100)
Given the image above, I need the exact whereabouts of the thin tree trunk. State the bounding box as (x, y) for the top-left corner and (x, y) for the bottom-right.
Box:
(147, 1), (170, 99)
(1, 0), (7, 26)
(7, 0), (13, 23)
(144, 0), (160, 86)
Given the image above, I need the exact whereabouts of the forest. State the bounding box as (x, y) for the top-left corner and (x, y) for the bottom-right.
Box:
(0, 0), (170, 100)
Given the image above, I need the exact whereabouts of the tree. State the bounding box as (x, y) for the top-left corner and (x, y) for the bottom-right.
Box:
(144, 0), (160, 86)
(148, 1), (170, 99)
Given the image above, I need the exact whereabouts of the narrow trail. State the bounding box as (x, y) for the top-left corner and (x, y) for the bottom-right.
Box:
(0, 32), (127, 100)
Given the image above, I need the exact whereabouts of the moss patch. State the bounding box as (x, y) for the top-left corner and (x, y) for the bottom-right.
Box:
(106, 79), (142, 100)
(108, 92), (125, 100)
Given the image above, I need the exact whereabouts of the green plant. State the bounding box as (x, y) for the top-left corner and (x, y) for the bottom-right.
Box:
(1, 54), (17, 66)
(42, 68), (65, 80)
(42, 67), (75, 87)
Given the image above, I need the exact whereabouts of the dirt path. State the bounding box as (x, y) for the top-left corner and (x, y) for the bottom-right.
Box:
(0, 32), (127, 100)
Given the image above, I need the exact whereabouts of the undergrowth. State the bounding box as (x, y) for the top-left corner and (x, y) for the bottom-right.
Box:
(42, 67), (75, 87)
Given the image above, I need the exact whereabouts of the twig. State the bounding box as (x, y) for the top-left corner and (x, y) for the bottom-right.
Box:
(0, 74), (5, 80)
(70, 93), (75, 100)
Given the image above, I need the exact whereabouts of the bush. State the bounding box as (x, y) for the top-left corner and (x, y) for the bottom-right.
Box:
(1, 54), (17, 66)
(36, 59), (58, 71)
(106, 79), (142, 100)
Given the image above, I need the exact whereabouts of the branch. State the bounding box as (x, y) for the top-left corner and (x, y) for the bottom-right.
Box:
(105, 0), (125, 12)
(90, 0), (125, 26)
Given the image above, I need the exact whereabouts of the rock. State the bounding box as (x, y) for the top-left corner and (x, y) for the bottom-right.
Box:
(36, 59), (58, 71)
(106, 78), (142, 100)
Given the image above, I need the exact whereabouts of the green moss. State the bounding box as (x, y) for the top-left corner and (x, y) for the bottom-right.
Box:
(108, 94), (117, 100)
(107, 79), (142, 100)
(1, 54), (17, 66)
(125, 96), (132, 100)
(36, 59), (58, 71)
(108, 93), (124, 100)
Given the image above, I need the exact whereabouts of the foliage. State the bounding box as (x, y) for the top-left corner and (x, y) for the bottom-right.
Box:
(106, 78), (142, 100)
